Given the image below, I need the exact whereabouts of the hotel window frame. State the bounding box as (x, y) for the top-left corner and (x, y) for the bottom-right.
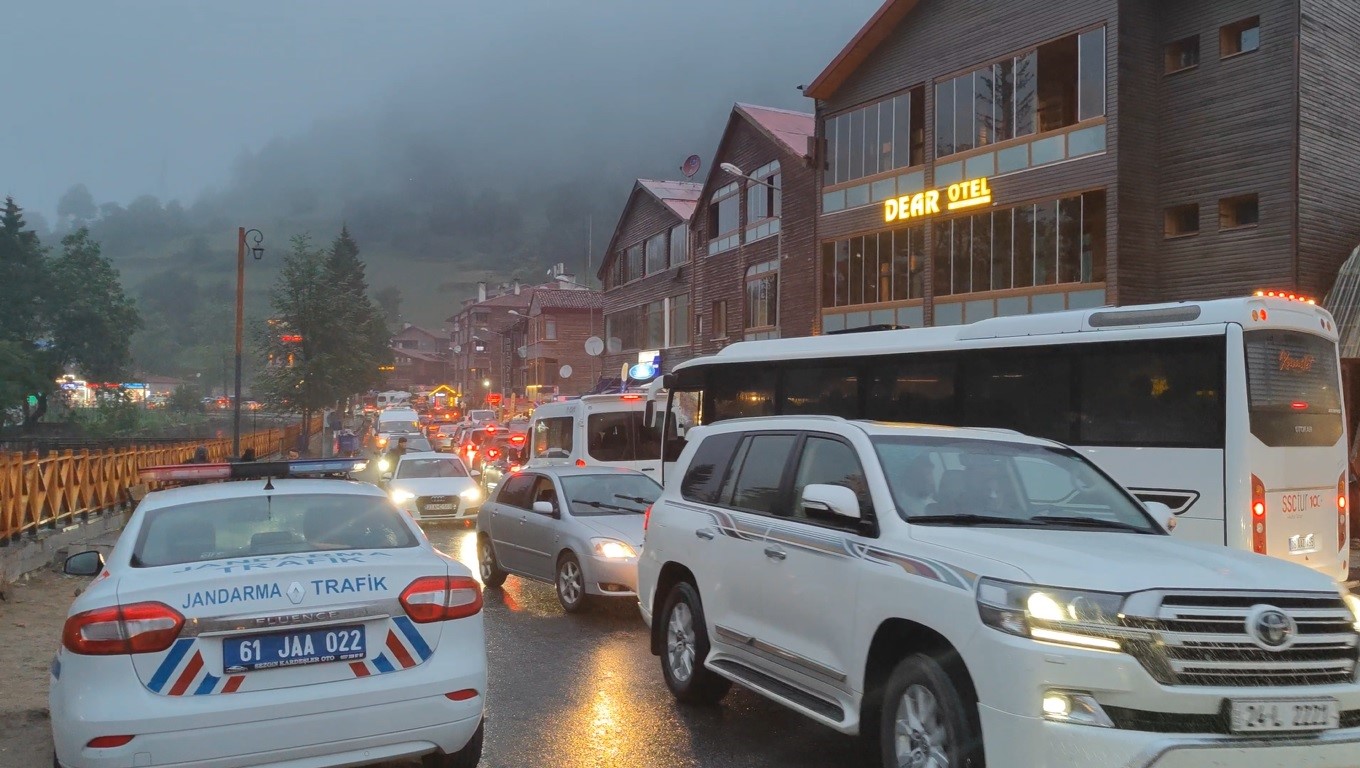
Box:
(712, 300), (729, 340)
(1164, 203), (1200, 238)
(708, 182), (742, 255)
(826, 85), (926, 189)
(1219, 194), (1259, 231)
(1220, 17), (1260, 59)
(645, 231), (668, 275)
(745, 260), (780, 338)
(1164, 36), (1200, 74)
(669, 223), (690, 267)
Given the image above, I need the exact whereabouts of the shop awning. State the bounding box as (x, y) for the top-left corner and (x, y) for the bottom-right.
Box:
(1323, 244), (1360, 359)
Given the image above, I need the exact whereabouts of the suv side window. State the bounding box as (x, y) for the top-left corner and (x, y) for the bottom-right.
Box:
(790, 435), (871, 529)
(680, 432), (742, 504)
(496, 473), (536, 509)
(721, 433), (798, 515)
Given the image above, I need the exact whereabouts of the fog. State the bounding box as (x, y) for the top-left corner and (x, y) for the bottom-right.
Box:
(6, 1), (879, 217)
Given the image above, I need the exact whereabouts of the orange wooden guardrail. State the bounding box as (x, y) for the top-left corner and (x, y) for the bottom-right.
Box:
(0, 415), (322, 543)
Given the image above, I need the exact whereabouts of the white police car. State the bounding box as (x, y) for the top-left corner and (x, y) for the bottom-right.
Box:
(50, 458), (486, 768)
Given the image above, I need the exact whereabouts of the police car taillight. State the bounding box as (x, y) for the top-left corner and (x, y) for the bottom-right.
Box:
(400, 576), (482, 623)
(62, 602), (184, 655)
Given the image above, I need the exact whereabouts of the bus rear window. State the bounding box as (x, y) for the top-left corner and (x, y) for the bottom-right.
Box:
(1245, 330), (1343, 446)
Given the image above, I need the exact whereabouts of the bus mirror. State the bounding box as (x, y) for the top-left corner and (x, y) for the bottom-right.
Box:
(644, 399), (656, 428)
(661, 373), (675, 390)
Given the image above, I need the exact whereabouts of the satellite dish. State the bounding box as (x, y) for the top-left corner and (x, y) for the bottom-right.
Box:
(559, 364), (573, 379)
(517, 345), (528, 358)
(606, 337), (623, 355)
(681, 154), (702, 179)
(584, 336), (604, 357)
(453, 344), (462, 354)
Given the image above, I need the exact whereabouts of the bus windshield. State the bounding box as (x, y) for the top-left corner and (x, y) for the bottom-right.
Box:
(1245, 330), (1343, 446)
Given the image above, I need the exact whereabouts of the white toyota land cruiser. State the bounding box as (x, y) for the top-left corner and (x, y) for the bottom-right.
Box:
(637, 417), (1360, 767)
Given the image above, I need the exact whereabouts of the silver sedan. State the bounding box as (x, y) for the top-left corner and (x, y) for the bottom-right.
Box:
(476, 467), (660, 613)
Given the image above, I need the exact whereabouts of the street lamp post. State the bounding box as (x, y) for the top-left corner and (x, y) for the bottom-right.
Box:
(232, 227), (264, 458)
(720, 163), (781, 341)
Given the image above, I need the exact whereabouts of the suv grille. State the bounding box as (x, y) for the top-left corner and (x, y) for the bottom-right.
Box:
(1122, 593), (1357, 687)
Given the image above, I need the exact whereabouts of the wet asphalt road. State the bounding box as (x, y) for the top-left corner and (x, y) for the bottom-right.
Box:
(377, 523), (863, 768)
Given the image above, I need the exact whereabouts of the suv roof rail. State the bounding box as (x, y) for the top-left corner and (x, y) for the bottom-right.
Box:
(707, 415), (851, 427)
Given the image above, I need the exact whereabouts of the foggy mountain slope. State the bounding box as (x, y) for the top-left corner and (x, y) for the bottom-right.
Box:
(19, 0), (881, 332)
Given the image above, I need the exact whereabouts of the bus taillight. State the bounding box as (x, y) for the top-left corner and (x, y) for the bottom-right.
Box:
(1251, 474), (1267, 554)
(1339, 473), (1348, 551)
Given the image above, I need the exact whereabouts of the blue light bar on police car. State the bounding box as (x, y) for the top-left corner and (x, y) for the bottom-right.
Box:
(139, 458), (368, 483)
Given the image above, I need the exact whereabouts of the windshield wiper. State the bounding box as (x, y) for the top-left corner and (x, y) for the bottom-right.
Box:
(575, 500), (644, 515)
(907, 514), (1045, 527)
(614, 493), (653, 505)
(1029, 514), (1153, 533)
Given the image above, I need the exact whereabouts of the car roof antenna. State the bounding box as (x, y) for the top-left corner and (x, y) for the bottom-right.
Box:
(263, 476), (275, 491)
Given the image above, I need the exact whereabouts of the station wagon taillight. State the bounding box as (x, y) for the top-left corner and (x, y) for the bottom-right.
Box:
(62, 602), (184, 655)
(1251, 474), (1267, 554)
(400, 576), (482, 623)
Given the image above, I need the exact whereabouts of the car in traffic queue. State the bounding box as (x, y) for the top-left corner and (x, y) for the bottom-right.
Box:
(384, 452), (484, 525)
(477, 466), (660, 613)
(476, 434), (530, 496)
(638, 416), (1360, 768)
(50, 457), (486, 768)
(430, 424), (458, 453)
(454, 423), (502, 469)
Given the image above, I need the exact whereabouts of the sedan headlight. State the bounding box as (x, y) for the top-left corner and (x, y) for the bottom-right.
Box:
(592, 539), (636, 559)
(976, 578), (1139, 652)
(390, 489), (415, 505)
(377, 457), (391, 472)
(460, 487), (483, 503)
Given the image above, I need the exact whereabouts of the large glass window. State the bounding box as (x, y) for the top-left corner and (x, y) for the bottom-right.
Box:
(831, 86), (925, 187)
(625, 243), (644, 282)
(781, 367), (859, 418)
(670, 223), (690, 266)
(645, 232), (668, 274)
(1081, 337), (1225, 448)
(708, 183), (741, 254)
(669, 293), (690, 346)
(935, 29), (1105, 160)
(745, 260), (779, 331)
(643, 300), (665, 349)
(823, 192), (1103, 309)
(707, 364), (775, 421)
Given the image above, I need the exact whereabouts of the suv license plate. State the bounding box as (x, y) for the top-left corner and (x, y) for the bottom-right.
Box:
(426, 503), (454, 511)
(1229, 698), (1339, 733)
(223, 625), (366, 672)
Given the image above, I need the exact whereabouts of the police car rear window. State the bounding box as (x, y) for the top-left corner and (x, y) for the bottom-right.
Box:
(131, 494), (418, 567)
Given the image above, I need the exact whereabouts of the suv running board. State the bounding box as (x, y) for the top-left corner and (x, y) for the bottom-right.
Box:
(710, 658), (846, 724)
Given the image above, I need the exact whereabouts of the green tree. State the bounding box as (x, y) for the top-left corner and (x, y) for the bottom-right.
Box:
(168, 382), (205, 414)
(254, 235), (348, 446)
(0, 197), (56, 427)
(324, 225), (391, 398)
(46, 228), (142, 382)
(57, 183), (97, 225)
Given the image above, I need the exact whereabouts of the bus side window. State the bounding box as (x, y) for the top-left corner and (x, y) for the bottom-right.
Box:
(867, 357), (958, 424)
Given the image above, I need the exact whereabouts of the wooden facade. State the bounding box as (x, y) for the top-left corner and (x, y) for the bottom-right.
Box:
(806, 0), (1360, 326)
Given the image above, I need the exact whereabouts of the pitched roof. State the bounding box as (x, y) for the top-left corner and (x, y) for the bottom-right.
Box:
(393, 324), (446, 340)
(735, 103), (815, 157)
(637, 179), (703, 221)
(532, 289), (603, 312)
(804, 0), (920, 101)
(392, 347), (447, 363)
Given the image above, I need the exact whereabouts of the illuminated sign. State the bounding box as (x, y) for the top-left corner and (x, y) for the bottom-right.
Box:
(628, 362), (658, 381)
(885, 177), (993, 223)
(1278, 350), (1315, 373)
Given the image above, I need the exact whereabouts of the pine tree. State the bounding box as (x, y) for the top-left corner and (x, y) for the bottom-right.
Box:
(46, 228), (142, 381)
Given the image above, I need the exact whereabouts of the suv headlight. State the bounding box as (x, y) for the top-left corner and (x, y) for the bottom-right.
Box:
(592, 539), (636, 559)
(390, 489), (415, 505)
(977, 578), (1140, 652)
(1343, 592), (1360, 632)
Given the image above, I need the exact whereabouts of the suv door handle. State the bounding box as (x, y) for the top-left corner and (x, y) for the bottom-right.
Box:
(763, 545), (786, 561)
(695, 528), (715, 540)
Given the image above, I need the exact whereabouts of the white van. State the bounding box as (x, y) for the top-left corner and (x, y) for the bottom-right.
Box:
(376, 406), (421, 436)
(526, 393), (686, 476)
(376, 390), (412, 408)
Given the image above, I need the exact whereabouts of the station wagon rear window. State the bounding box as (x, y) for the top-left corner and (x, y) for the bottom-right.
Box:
(132, 494), (418, 567)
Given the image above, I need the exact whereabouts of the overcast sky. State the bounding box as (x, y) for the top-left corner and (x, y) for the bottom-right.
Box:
(2, 1), (881, 218)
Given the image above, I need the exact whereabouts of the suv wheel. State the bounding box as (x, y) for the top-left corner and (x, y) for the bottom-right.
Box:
(477, 535), (507, 588)
(880, 654), (982, 768)
(422, 719), (483, 768)
(659, 581), (732, 705)
(556, 552), (588, 613)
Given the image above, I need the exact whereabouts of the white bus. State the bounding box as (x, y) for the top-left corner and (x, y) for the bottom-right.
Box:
(657, 295), (1350, 580)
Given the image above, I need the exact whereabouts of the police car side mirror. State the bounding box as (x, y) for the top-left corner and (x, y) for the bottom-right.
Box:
(1144, 501), (1177, 533)
(64, 550), (104, 577)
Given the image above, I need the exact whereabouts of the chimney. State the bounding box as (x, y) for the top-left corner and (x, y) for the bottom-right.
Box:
(558, 273), (577, 288)
(477, 281), (487, 303)
(513, 281), (521, 295)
